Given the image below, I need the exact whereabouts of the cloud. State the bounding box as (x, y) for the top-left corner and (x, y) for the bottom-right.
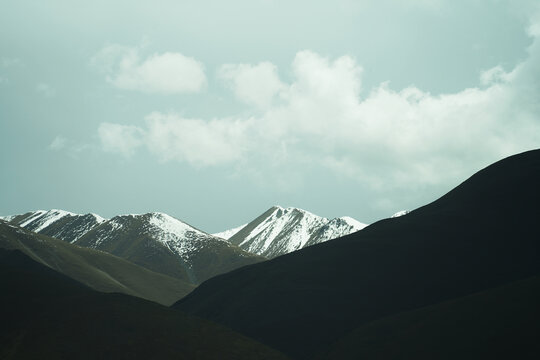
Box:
(144, 112), (252, 166)
(97, 24), (540, 192)
(98, 123), (145, 157)
(92, 44), (206, 94)
(36, 83), (56, 98)
(218, 62), (285, 108)
(49, 136), (67, 150)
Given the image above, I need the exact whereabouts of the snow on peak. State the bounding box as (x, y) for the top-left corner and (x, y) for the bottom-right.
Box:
(213, 223), (247, 240)
(337, 216), (368, 230)
(230, 206), (369, 258)
(19, 209), (75, 232)
(147, 212), (198, 239)
(391, 210), (410, 218)
(237, 206), (329, 255)
(139, 212), (229, 265)
(90, 213), (108, 223)
(8, 209), (108, 243)
(0, 214), (17, 222)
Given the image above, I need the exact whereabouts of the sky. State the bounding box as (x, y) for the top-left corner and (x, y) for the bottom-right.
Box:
(1, 0), (539, 232)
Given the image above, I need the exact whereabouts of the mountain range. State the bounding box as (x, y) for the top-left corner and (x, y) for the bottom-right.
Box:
(2, 206), (366, 282)
(174, 149), (540, 359)
(2, 149), (539, 358)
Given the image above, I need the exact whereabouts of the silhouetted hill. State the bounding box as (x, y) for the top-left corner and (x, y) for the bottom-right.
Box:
(0, 248), (289, 360)
(174, 149), (540, 359)
(325, 274), (540, 359)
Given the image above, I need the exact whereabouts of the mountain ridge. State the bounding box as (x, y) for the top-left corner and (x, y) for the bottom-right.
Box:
(223, 205), (367, 258)
(174, 149), (540, 359)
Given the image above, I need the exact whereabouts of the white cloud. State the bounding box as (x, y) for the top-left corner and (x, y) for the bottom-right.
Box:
(97, 24), (540, 191)
(92, 44), (206, 94)
(144, 112), (253, 166)
(98, 123), (145, 157)
(35, 83), (56, 98)
(219, 62), (285, 108)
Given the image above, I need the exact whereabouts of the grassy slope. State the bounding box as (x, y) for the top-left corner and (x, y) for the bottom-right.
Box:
(76, 215), (265, 284)
(325, 275), (540, 359)
(75, 217), (194, 282)
(0, 221), (194, 305)
(0, 249), (289, 360)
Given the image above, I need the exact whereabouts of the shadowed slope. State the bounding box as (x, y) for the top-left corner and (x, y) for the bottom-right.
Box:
(325, 274), (540, 359)
(0, 221), (194, 305)
(0, 249), (289, 360)
(174, 149), (540, 359)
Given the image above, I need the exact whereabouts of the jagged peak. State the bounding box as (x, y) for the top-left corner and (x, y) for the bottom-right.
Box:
(268, 206), (322, 219)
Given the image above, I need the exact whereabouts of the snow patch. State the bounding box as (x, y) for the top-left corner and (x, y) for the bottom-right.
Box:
(91, 213), (108, 223)
(32, 209), (75, 232)
(391, 210), (410, 218)
(213, 223), (247, 240)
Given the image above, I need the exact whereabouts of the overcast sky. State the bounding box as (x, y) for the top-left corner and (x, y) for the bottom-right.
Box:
(1, 0), (539, 232)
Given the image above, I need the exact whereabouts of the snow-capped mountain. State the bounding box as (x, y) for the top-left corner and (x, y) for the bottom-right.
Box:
(4, 206), (364, 280)
(225, 206), (367, 258)
(306, 216), (367, 246)
(3, 210), (263, 285)
(5, 209), (107, 243)
(0, 219), (194, 305)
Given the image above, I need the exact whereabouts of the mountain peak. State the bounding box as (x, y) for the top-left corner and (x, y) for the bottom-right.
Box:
(225, 206), (365, 258)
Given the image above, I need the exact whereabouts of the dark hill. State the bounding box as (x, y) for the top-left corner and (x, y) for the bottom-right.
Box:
(174, 149), (540, 359)
(325, 274), (540, 359)
(0, 248), (289, 360)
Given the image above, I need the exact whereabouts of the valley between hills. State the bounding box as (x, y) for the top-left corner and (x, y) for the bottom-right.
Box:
(2, 149), (540, 359)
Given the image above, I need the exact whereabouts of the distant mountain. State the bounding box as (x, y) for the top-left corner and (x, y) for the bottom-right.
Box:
(5, 209), (106, 243)
(4, 210), (265, 285)
(0, 248), (289, 360)
(0, 220), (194, 305)
(223, 206), (367, 258)
(74, 212), (264, 284)
(175, 149), (540, 359)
